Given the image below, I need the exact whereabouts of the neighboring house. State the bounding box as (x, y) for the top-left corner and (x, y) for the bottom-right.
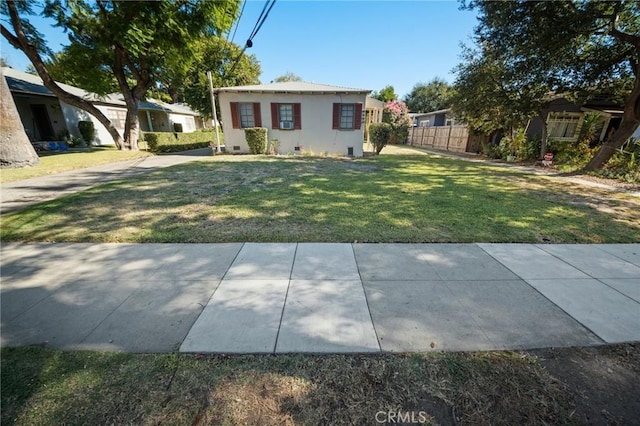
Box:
(409, 109), (459, 127)
(2, 67), (203, 146)
(216, 81), (378, 157)
(526, 96), (623, 145)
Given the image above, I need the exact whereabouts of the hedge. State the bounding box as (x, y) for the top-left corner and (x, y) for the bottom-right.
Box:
(140, 130), (219, 153)
(244, 127), (268, 154)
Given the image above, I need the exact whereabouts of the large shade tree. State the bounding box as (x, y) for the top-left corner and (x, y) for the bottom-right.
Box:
(463, 0), (640, 170)
(2, 0), (240, 150)
(2, 0), (124, 148)
(451, 45), (560, 157)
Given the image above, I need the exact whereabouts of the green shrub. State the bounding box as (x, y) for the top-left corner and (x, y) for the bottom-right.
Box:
(597, 138), (640, 183)
(141, 131), (214, 153)
(369, 123), (393, 154)
(78, 121), (95, 145)
(547, 138), (595, 166)
(244, 127), (268, 154)
(517, 136), (541, 161)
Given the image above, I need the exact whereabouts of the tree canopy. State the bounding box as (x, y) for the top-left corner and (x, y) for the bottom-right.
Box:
(181, 36), (261, 118)
(404, 78), (452, 113)
(461, 0), (640, 170)
(371, 85), (398, 102)
(2, 0), (241, 150)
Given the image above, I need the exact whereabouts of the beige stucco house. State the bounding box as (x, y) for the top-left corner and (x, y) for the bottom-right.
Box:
(217, 81), (383, 157)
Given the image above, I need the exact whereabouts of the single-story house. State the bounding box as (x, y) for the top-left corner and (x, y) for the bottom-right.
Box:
(2, 67), (203, 146)
(216, 81), (382, 157)
(526, 96), (624, 145)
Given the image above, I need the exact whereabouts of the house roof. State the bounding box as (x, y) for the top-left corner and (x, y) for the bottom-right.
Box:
(409, 108), (452, 117)
(2, 67), (199, 116)
(217, 81), (371, 95)
(365, 96), (385, 109)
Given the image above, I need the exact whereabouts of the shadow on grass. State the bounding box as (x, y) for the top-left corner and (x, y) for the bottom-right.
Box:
(1, 344), (590, 425)
(1, 155), (638, 243)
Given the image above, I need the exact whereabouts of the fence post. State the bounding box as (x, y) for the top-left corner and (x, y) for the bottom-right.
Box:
(446, 125), (453, 151)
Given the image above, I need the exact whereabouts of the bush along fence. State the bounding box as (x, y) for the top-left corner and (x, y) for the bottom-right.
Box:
(407, 125), (485, 153)
(139, 130), (217, 153)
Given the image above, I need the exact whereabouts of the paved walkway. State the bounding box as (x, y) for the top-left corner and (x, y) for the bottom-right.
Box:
(1, 243), (638, 353)
(0, 148), (213, 214)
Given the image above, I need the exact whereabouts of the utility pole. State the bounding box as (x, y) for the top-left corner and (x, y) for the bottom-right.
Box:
(207, 71), (222, 153)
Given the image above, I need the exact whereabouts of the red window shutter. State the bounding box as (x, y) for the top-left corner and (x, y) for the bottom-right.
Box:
(253, 103), (262, 127)
(294, 103), (302, 129)
(354, 103), (363, 130)
(230, 102), (239, 129)
(332, 103), (340, 129)
(271, 103), (279, 129)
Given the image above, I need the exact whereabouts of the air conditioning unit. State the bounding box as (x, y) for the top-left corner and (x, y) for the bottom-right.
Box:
(280, 121), (294, 130)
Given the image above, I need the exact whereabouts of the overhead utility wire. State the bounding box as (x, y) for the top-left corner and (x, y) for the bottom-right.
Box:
(228, 0), (246, 46)
(224, 0), (276, 81)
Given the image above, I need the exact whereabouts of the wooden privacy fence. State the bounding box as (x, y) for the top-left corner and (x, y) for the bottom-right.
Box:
(407, 125), (480, 153)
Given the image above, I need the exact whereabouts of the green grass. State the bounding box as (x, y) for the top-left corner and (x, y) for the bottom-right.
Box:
(0, 346), (577, 425)
(1, 152), (639, 243)
(0, 148), (152, 183)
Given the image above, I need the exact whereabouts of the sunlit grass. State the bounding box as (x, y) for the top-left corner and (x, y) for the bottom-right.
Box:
(0, 147), (152, 183)
(1, 153), (638, 243)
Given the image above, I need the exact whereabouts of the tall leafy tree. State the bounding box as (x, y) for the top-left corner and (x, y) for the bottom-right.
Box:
(371, 85), (398, 102)
(404, 78), (452, 113)
(2, 0), (124, 148)
(2, 0), (240, 150)
(45, 0), (239, 150)
(181, 36), (261, 118)
(464, 0), (640, 170)
(451, 45), (558, 157)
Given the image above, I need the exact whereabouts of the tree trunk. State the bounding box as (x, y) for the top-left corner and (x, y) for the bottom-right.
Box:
(583, 118), (640, 170)
(0, 69), (39, 168)
(1, 1), (124, 149)
(584, 72), (640, 171)
(539, 112), (549, 160)
(124, 101), (140, 151)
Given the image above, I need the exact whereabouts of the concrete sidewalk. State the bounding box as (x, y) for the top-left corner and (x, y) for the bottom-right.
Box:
(1, 243), (638, 353)
(0, 148), (213, 214)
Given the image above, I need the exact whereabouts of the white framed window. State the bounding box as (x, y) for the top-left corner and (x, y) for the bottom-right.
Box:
(107, 108), (126, 130)
(547, 113), (582, 139)
(238, 103), (255, 128)
(184, 116), (195, 132)
(279, 104), (293, 129)
(340, 104), (355, 130)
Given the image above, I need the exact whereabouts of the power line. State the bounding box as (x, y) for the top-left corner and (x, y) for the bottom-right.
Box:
(228, 0), (246, 46)
(223, 0), (276, 83)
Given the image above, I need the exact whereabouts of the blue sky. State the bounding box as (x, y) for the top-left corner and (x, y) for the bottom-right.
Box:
(1, 1), (479, 98)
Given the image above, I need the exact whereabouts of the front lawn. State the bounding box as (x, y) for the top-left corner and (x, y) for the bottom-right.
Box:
(0, 147), (152, 183)
(1, 153), (638, 243)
